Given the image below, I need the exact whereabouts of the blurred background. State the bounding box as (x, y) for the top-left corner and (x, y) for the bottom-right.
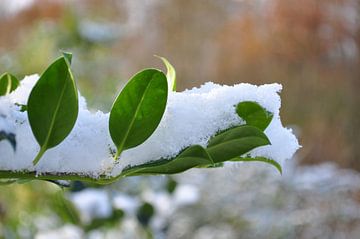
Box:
(0, 0), (359, 238)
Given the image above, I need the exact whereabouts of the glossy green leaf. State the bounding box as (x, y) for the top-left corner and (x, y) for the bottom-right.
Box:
(156, 56), (176, 91)
(109, 69), (168, 160)
(28, 53), (78, 165)
(236, 101), (273, 131)
(231, 156), (282, 174)
(0, 73), (19, 96)
(122, 145), (213, 176)
(0, 131), (16, 151)
(206, 125), (271, 163)
(207, 125), (267, 148)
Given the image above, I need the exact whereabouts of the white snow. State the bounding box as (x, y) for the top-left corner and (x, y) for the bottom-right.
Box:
(0, 97), (14, 134)
(70, 189), (112, 224)
(113, 193), (140, 214)
(35, 225), (83, 239)
(0, 75), (300, 178)
(173, 184), (200, 206)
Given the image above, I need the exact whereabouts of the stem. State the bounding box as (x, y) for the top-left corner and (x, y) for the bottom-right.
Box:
(33, 146), (46, 165)
(113, 148), (123, 161)
(0, 170), (120, 184)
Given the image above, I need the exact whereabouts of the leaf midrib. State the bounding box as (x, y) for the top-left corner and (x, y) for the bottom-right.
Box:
(5, 74), (12, 95)
(207, 136), (269, 150)
(207, 126), (257, 147)
(116, 76), (155, 153)
(123, 156), (211, 175)
(41, 72), (69, 149)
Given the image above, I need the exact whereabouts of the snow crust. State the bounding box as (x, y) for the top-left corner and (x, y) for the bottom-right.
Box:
(0, 75), (300, 178)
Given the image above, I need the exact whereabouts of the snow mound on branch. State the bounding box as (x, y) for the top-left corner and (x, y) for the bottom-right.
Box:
(0, 75), (300, 178)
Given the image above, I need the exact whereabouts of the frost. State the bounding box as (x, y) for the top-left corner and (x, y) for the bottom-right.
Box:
(0, 75), (300, 178)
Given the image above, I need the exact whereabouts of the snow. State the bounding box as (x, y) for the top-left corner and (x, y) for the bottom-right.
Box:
(0, 75), (300, 178)
(70, 189), (112, 224)
(113, 193), (140, 214)
(35, 225), (83, 239)
(173, 184), (200, 206)
(0, 98), (14, 134)
(140, 185), (200, 231)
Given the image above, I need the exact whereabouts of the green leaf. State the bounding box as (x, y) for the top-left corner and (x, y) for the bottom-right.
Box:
(27, 53), (79, 165)
(122, 145), (213, 176)
(0, 131), (16, 151)
(137, 202), (155, 226)
(156, 56), (176, 91)
(109, 69), (168, 160)
(231, 156), (282, 174)
(236, 101), (273, 131)
(206, 125), (271, 163)
(84, 209), (124, 232)
(52, 192), (81, 225)
(0, 73), (19, 96)
(166, 177), (178, 194)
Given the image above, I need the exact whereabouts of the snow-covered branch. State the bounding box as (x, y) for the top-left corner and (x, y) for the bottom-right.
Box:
(0, 55), (300, 183)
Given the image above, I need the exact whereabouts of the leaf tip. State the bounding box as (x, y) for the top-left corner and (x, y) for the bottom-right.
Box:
(61, 51), (73, 64)
(154, 55), (176, 91)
